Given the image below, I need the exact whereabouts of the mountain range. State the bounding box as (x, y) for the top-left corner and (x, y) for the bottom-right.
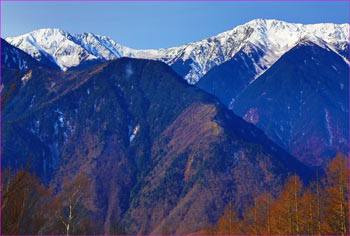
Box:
(6, 19), (349, 83)
(1, 18), (348, 234)
(5, 19), (348, 166)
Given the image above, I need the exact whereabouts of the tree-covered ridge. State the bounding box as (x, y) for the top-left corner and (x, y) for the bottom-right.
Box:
(2, 153), (348, 235)
(196, 153), (349, 236)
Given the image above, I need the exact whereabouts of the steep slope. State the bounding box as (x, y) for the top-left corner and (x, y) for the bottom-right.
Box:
(1, 39), (58, 108)
(197, 39), (349, 108)
(6, 19), (349, 83)
(1, 38), (45, 70)
(1, 58), (310, 234)
(231, 41), (349, 166)
(196, 43), (265, 106)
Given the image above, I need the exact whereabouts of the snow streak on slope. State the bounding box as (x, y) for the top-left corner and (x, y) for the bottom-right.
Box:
(6, 19), (349, 83)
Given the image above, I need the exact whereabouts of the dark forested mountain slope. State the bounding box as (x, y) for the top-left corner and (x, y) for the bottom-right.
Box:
(1, 38), (60, 70)
(197, 43), (266, 106)
(231, 41), (349, 166)
(1, 38), (46, 70)
(2, 57), (309, 234)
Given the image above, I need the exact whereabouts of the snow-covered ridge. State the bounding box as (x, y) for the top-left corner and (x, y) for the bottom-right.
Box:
(6, 19), (349, 83)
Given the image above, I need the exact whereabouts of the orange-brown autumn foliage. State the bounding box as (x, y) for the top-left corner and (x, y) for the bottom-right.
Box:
(1, 169), (52, 235)
(204, 153), (349, 235)
(1, 169), (99, 235)
(2, 153), (348, 235)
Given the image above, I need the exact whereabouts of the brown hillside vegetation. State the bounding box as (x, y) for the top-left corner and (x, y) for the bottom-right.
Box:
(192, 153), (349, 235)
(2, 153), (348, 235)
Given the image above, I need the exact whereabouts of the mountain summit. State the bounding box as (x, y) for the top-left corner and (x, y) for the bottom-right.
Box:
(6, 19), (349, 83)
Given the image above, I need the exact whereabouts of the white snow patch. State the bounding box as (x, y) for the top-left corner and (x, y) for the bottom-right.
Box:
(126, 63), (133, 78)
(324, 109), (333, 146)
(30, 120), (40, 134)
(29, 95), (35, 108)
(21, 70), (32, 85)
(54, 108), (64, 127)
(129, 124), (140, 143)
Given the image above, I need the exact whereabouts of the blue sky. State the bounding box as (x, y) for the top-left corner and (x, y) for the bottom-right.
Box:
(1, 1), (349, 49)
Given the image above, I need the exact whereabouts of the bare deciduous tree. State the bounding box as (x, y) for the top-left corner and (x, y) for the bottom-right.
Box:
(54, 172), (90, 235)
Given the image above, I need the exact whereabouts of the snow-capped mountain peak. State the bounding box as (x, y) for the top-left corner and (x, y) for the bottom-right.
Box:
(6, 28), (99, 71)
(5, 19), (349, 83)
